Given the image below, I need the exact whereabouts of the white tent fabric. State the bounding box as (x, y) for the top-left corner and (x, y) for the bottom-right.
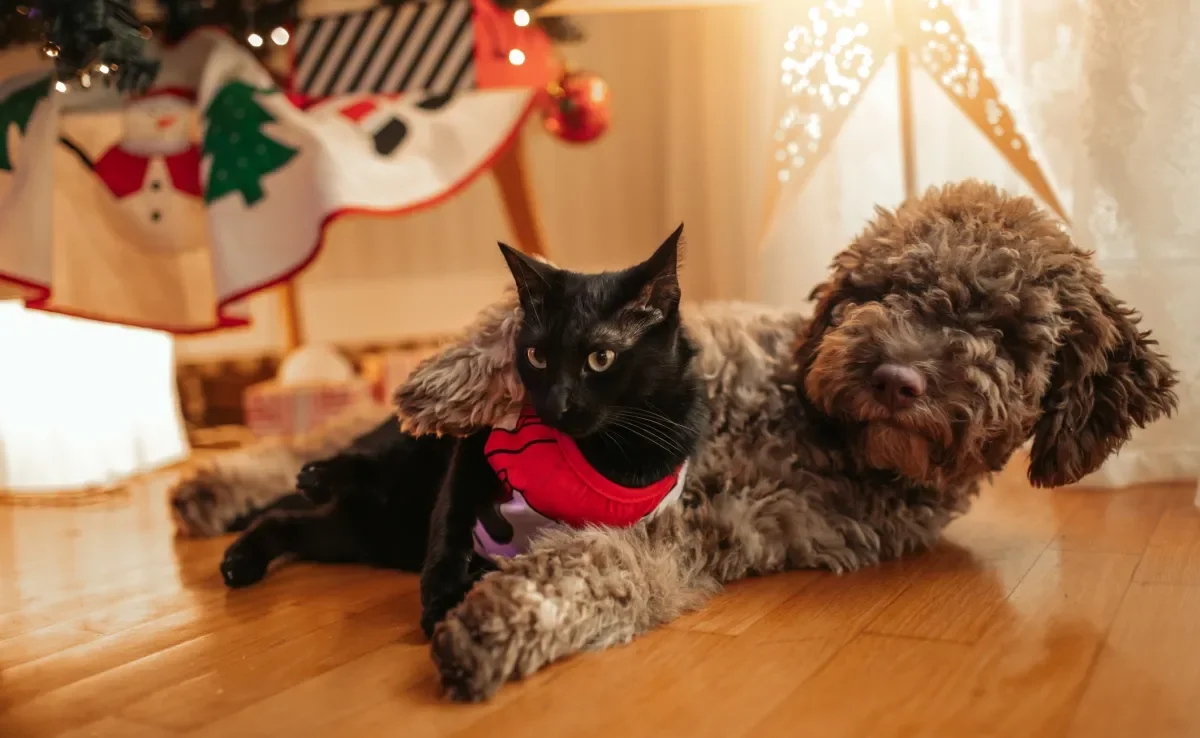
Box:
(759, 0), (1198, 489)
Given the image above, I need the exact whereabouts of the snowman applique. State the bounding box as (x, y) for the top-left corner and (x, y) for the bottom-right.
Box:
(329, 90), (466, 172)
(92, 87), (207, 254)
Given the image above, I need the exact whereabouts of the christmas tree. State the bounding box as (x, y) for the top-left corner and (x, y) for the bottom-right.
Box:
(203, 81), (297, 207)
(0, 75), (50, 172)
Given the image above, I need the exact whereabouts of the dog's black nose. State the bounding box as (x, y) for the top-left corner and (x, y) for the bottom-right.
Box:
(871, 363), (926, 410)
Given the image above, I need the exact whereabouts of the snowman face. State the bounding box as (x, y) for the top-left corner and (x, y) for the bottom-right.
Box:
(122, 96), (196, 156)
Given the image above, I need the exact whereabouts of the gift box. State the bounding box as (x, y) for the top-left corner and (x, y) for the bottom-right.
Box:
(243, 378), (379, 440)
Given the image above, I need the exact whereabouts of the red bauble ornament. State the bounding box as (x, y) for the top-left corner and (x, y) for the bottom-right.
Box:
(538, 70), (611, 144)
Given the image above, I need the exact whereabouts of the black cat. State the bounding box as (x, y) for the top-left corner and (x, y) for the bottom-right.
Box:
(219, 227), (708, 637)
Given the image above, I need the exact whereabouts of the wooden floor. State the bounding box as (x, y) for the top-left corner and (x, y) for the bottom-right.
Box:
(1, 461), (1198, 738)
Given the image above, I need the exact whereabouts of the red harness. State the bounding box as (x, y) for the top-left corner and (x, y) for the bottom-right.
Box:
(474, 406), (687, 557)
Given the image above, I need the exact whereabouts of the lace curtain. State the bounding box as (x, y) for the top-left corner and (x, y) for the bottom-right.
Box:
(760, 0), (1199, 488)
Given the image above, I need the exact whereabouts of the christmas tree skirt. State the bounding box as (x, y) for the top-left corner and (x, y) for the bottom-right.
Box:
(0, 6), (550, 332)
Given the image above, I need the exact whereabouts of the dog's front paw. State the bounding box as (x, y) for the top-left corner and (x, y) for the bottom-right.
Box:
(429, 574), (558, 702)
(170, 470), (230, 537)
(431, 611), (511, 702)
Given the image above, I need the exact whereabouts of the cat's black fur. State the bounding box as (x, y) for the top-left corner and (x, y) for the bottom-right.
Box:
(219, 227), (707, 638)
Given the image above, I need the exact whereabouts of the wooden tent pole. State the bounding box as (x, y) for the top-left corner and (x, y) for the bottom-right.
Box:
(491, 129), (550, 258)
(896, 42), (919, 202)
(278, 281), (303, 351)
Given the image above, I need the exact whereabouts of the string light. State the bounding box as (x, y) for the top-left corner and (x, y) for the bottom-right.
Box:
(247, 32), (263, 48)
(270, 26), (289, 45)
(54, 80), (67, 93)
(508, 48), (525, 66)
(80, 72), (91, 88)
(97, 63), (111, 75)
(514, 9), (531, 27)
(43, 43), (59, 58)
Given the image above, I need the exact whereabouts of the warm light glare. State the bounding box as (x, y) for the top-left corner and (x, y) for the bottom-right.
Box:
(514, 9), (531, 26)
(772, 2), (875, 185)
(97, 63), (110, 74)
(54, 80), (67, 93)
(508, 48), (526, 65)
(80, 72), (91, 88)
(248, 32), (264, 48)
(0, 302), (188, 492)
(271, 26), (290, 45)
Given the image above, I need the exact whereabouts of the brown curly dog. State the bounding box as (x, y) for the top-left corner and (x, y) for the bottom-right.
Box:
(414, 181), (1177, 700)
(167, 181), (1177, 701)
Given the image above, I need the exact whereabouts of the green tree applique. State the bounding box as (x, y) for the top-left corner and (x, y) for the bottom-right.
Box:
(0, 75), (51, 172)
(203, 81), (298, 206)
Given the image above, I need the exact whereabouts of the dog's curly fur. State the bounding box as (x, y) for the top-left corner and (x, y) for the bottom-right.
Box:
(168, 181), (1177, 701)
(169, 404), (391, 537)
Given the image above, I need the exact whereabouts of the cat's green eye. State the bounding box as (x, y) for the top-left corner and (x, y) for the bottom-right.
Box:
(525, 347), (547, 369)
(587, 349), (616, 372)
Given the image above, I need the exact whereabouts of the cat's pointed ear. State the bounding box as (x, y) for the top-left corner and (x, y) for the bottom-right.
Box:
(498, 242), (555, 301)
(629, 223), (684, 315)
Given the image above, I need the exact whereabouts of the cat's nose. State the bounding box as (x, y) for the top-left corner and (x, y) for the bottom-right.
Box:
(545, 387), (571, 421)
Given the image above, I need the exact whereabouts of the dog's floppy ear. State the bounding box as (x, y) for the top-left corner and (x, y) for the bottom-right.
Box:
(796, 243), (867, 369)
(794, 273), (847, 374)
(1027, 270), (1177, 487)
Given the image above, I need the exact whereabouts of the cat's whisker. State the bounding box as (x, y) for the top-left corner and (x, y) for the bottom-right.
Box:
(599, 428), (632, 464)
(612, 407), (691, 435)
(613, 414), (690, 453)
(613, 405), (691, 432)
(610, 411), (694, 449)
(645, 402), (695, 431)
(610, 418), (687, 457)
(612, 425), (679, 458)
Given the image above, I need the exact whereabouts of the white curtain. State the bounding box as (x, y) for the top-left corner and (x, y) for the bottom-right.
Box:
(0, 302), (188, 492)
(759, 0), (1198, 488)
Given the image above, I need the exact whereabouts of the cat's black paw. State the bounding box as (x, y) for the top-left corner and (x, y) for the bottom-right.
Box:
(420, 588), (468, 640)
(297, 456), (376, 504)
(220, 545), (269, 589)
(421, 566), (475, 639)
(296, 460), (338, 504)
(467, 553), (499, 580)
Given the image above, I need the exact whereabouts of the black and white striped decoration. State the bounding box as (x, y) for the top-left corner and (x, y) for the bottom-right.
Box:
(293, 0), (476, 99)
